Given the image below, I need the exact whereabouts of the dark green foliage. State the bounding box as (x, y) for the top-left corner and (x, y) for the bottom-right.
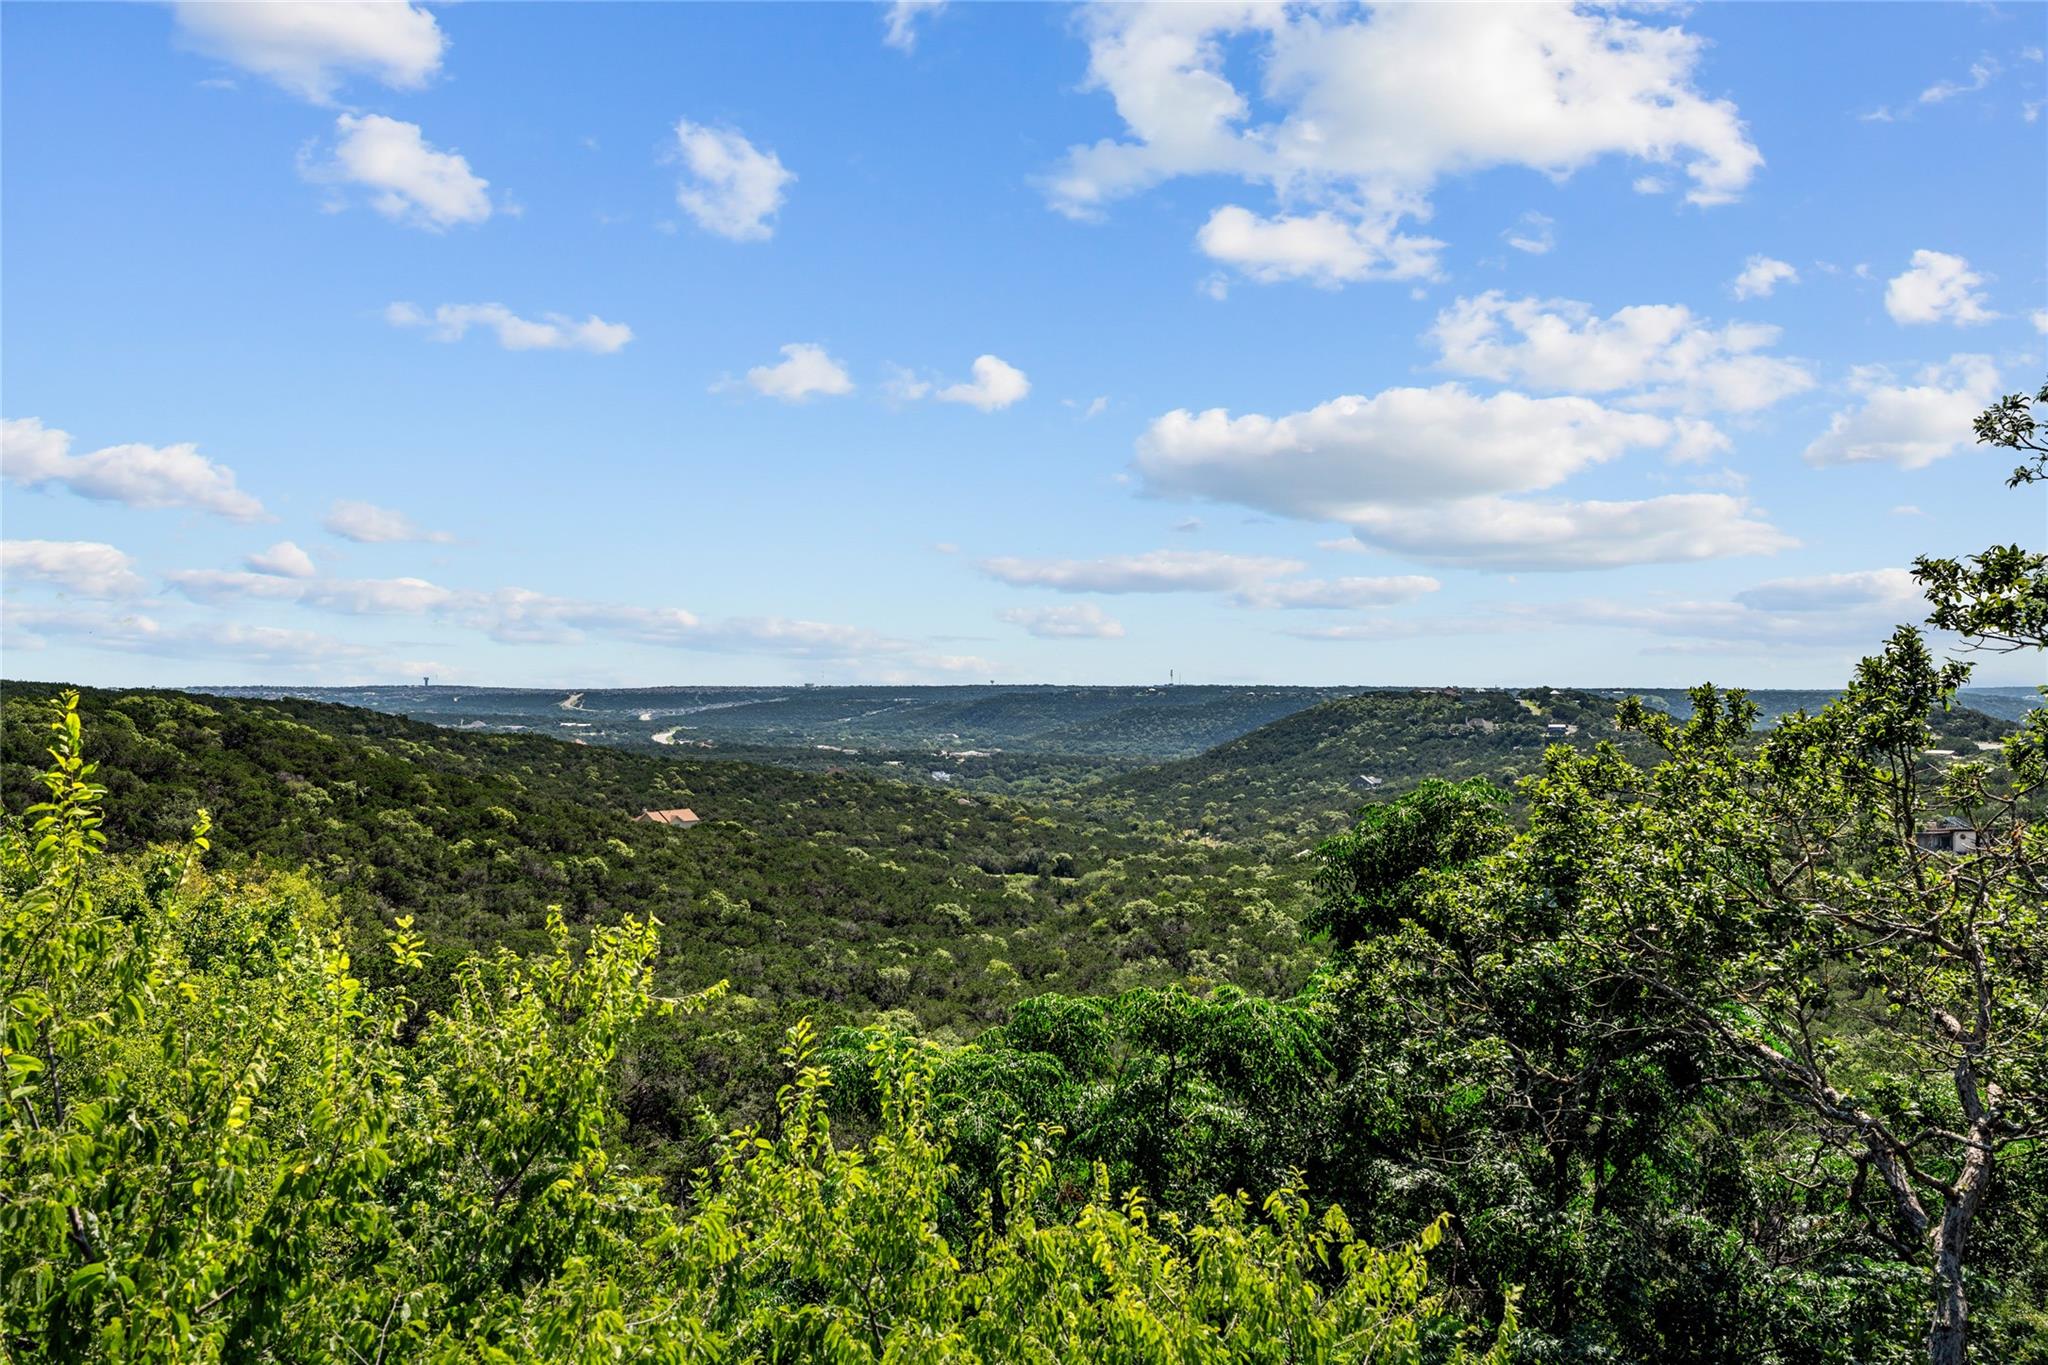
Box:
(1309, 777), (1510, 948)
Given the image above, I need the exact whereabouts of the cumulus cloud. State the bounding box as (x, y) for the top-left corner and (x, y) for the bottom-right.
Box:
(1733, 567), (1923, 613)
(305, 114), (491, 230)
(166, 569), (332, 606)
(744, 343), (855, 402)
(1428, 293), (1813, 413)
(322, 499), (455, 544)
(882, 0), (946, 52)
(1287, 614), (1514, 643)
(1885, 250), (1997, 325)
(245, 541), (316, 578)
(172, 1), (444, 104)
(1336, 495), (1793, 571)
(1137, 385), (1675, 518)
(981, 549), (1305, 594)
(1, 540), (147, 598)
(1804, 355), (2001, 468)
(671, 121), (793, 241)
(998, 604), (1127, 639)
(1132, 376), (1796, 570)
(1050, 4), (1759, 286)
(1731, 255), (1798, 300)
(1232, 575), (1441, 610)
(937, 355), (1031, 411)
(386, 302), (632, 353)
(1, 416), (267, 521)
(1195, 206), (1442, 287)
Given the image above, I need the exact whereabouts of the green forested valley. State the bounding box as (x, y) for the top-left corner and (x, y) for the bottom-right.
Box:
(4, 397), (2046, 1362)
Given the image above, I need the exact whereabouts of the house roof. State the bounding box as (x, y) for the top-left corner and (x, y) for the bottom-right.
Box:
(637, 808), (700, 825)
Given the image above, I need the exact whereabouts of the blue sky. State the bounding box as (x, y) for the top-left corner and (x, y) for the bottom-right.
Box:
(3, 1), (2043, 688)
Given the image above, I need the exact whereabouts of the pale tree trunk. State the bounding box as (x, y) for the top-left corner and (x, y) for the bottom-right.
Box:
(1925, 1102), (1995, 1365)
(1933, 1219), (1966, 1365)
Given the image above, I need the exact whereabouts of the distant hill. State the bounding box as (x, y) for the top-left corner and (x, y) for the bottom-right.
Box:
(1092, 688), (1626, 843)
(196, 680), (2040, 768)
(1092, 686), (2021, 844)
(195, 683), (1356, 762)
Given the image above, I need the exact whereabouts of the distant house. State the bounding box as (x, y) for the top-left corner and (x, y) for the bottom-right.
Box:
(634, 808), (700, 828)
(1914, 818), (1979, 855)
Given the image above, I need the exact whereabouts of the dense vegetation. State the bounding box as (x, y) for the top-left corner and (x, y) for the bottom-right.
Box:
(3, 383), (2043, 1362)
(0, 686), (1320, 1022)
(0, 699), (1511, 1361)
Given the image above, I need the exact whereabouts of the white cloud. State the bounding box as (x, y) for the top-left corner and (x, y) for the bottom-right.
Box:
(4, 604), (382, 670)
(166, 569), (332, 606)
(386, 302), (632, 353)
(1804, 355), (2001, 469)
(671, 121), (793, 241)
(159, 562), (988, 678)
(1, 417), (267, 522)
(1731, 255), (1798, 300)
(1734, 567), (1923, 613)
(2033, 309), (2048, 334)
(1294, 568), (1931, 648)
(1137, 384), (1675, 518)
(981, 549), (1305, 594)
(1920, 57), (1999, 106)
(744, 343), (855, 402)
(882, 0), (946, 53)
(1502, 211), (1554, 255)
(883, 366), (933, 402)
(1335, 494), (1793, 570)
(1195, 206), (1442, 286)
(1049, 4), (1758, 284)
(1233, 575), (1441, 610)
(1573, 568), (1925, 649)
(172, 1), (444, 104)
(982, 548), (1438, 608)
(936, 355), (1031, 411)
(1133, 377), (1795, 570)
(1, 540), (147, 597)
(1885, 250), (1997, 325)
(1862, 55), (2009, 124)
(1428, 293), (1813, 413)
(1287, 614), (1512, 643)
(998, 604), (1127, 639)
(306, 114), (492, 230)
(169, 570), (470, 619)
(322, 499), (455, 544)
(245, 541), (316, 579)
